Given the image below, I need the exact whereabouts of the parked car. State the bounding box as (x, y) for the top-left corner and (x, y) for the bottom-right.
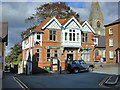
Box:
(67, 60), (94, 73)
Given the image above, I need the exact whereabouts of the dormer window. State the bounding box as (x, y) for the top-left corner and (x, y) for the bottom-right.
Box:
(97, 21), (100, 28)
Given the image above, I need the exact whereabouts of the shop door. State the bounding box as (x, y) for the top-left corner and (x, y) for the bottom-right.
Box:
(67, 54), (73, 61)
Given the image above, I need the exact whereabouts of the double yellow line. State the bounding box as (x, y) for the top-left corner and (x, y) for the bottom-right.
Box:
(14, 76), (30, 90)
(99, 76), (112, 89)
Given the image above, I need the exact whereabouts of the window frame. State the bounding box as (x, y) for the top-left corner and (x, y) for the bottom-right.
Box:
(109, 28), (113, 35)
(109, 38), (113, 46)
(82, 33), (88, 43)
(109, 51), (114, 59)
(54, 49), (58, 57)
(49, 30), (56, 41)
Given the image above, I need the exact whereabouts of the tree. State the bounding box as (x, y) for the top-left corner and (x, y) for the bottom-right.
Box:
(21, 2), (80, 39)
(5, 42), (22, 64)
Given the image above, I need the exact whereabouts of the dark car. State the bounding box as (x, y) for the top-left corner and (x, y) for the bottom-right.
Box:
(67, 60), (94, 73)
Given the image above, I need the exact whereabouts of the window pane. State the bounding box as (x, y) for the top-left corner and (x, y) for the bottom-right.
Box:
(47, 49), (50, 53)
(73, 30), (75, 32)
(73, 33), (75, 41)
(37, 35), (40, 40)
(69, 29), (72, 32)
(49, 30), (52, 34)
(83, 37), (85, 42)
(53, 31), (56, 34)
(54, 50), (57, 53)
(77, 33), (79, 41)
(86, 37), (88, 42)
(37, 49), (39, 53)
(53, 35), (56, 41)
(65, 33), (67, 41)
(98, 31), (101, 35)
(55, 54), (57, 57)
(69, 33), (72, 41)
(47, 54), (50, 58)
(50, 35), (52, 40)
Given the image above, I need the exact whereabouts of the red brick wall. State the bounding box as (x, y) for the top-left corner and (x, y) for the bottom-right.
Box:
(81, 32), (94, 62)
(106, 24), (119, 63)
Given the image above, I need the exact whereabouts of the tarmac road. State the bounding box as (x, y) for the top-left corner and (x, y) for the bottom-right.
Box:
(16, 72), (111, 89)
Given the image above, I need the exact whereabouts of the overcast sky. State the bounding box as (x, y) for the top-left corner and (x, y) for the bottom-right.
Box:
(1, 1), (118, 56)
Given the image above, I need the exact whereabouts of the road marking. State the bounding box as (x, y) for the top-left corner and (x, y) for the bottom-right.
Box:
(13, 77), (24, 89)
(13, 76), (30, 90)
(99, 76), (112, 89)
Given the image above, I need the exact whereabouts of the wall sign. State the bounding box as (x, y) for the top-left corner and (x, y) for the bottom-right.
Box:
(44, 46), (60, 49)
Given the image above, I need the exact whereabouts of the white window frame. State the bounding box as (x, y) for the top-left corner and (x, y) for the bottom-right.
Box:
(109, 28), (113, 35)
(109, 38), (113, 46)
(109, 51), (113, 59)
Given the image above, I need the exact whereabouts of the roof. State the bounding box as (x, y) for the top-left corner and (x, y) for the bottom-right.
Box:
(105, 18), (120, 27)
(95, 36), (106, 48)
(33, 17), (73, 31)
(0, 22), (8, 45)
(33, 17), (52, 31)
(80, 21), (86, 25)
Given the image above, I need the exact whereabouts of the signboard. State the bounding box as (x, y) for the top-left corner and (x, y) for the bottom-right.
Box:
(52, 65), (58, 71)
(44, 46), (60, 49)
(96, 55), (101, 60)
(53, 58), (58, 64)
(83, 48), (92, 50)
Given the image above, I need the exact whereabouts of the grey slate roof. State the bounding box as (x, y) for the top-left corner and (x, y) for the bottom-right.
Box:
(105, 18), (120, 27)
(95, 36), (106, 48)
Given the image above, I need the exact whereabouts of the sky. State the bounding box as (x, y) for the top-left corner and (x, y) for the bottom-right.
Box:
(1, 1), (119, 56)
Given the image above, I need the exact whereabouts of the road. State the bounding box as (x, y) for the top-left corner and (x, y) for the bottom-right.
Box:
(16, 72), (110, 88)
(2, 72), (22, 89)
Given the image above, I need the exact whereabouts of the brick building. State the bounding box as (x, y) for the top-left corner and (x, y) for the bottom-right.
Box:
(21, 16), (96, 74)
(0, 22), (8, 78)
(105, 18), (120, 63)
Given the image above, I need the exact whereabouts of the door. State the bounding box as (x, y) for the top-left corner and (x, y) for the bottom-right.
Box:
(67, 54), (73, 61)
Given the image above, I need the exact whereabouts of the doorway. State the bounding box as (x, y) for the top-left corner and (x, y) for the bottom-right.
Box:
(67, 54), (73, 61)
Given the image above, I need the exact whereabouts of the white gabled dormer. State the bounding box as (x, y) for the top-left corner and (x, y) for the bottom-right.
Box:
(81, 21), (95, 34)
(62, 16), (82, 48)
(41, 16), (62, 30)
(63, 16), (82, 29)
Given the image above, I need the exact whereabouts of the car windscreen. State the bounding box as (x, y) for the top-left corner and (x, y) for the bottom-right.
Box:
(72, 61), (79, 64)
(79, 60), (86, 64)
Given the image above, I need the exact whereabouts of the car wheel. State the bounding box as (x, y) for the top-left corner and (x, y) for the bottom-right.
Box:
(88, 67), (93, 72)
(74, 68), (79, 73)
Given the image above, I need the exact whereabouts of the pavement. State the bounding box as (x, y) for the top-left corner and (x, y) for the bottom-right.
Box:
(92, 63), (120, 89)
